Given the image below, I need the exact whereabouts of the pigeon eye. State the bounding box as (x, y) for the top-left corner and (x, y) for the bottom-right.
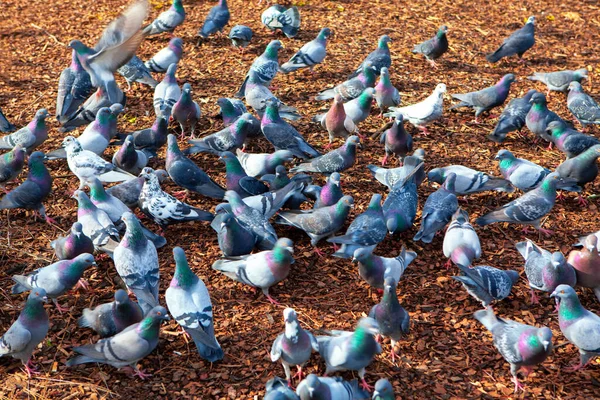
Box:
(560, 290), (565, 294)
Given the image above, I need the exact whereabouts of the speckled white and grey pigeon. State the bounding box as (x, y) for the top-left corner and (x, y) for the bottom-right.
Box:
(245, 72), (301, 120)
(261, 5), (300, 38)
(296, 374), (368, 400)
(474, 307), (552, 393)
(0, 289), (49, 377)
(198, 0), (230, 39)
(0, 145), (26, 190)
(228, 25), (253, 50)
(72, 190), (120, 251)
(494, 149), (550, 191)
(117, 56), (158, 90)
(172, 83), (201, 138)
(51, 221), (95, 261)
(453, 264), (520, 307)
(153, 63), (181, 118)
(384, 84), (446, 135)
(352, 246), (417, 290)
(367, 149), (426, 189)
(373, 379), (395, 400)
(487, 90), (536, 143)
(316, 317), (381, 391)
(428, 165), (514, 195)
(567, 82), (600, 128)
(315, 62), (377, 102)
(78, 289), (143, 338)
(443, 208), (481, 269)
(166, 247), (223, 361)
(486, 16), (535, 63)
(413, 172), (458, 243)
(525, 92), (563, 142)
(280, 28), (331, 74)
(451, 74), (516, 121)
(56, 50), (93, 123)
(412, 25), (449, 68)
(112, 135), (148, 176)
(106, 167), (168, 208)
(236, 149), (294, 178)
(374, 67), (400, 112)
(236, 40), (282, 98)
(290, 136), (361, 174)
(0, 109), (48, 153)
(145, 37), (183, 73)
(271, 308), (319, 384)
(66, 305), (170, 378)
(349, 35), (391, 79)
(212, 237), (294, 304)
(528, 68), (587, 94)
(186, 114), (251, 155)
(143, 0), (184, 36)
(0, 109), (15, 133)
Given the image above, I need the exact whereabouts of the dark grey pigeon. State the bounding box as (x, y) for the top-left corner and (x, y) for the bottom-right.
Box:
(56, 50), (93, 123)
(106, 168), (168, 208)
(217, 98), (261, 138)
(290, 136), (361, 174)
(428, 165), (514, 195)
(0, 145), (26, 190)
(186, 113), (251, 155)
(211, 212), (257, 257)
(380, 114), (412, 166)
(556, 144), (600, 205)
(130, 116), (169, 158)
(265, 377), (299, 400)
(112, 135), (148, 176)
(453, 264), (520, 307)
(51, 221), (95, 260)
(78, 289), (143, 338)
(486, 16), (535, 63)
(198, 0), (230, 39)
(488, 90), (536, 143)
(413, 172), (458, 243)
(528, 68), (587, 94)
(567, 82), (600, 127)
(0, 108), (16, 132)
(525, 92), (563, 142)
(451, 74), (516, 120)
(228, 25), (253, 50)
(117, 55), (158, 89)
(349, 35), (391, 79)
(412, 25), (449, 68)
(547, 120), (600, 159)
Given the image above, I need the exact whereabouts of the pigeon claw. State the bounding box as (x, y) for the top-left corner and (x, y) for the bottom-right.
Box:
(265, 294), (280, 305)
(538, 227), (554, 237)
(360, 378), (373, 392)
(511, 375), (524, 393)
(577, 194), (589, 207)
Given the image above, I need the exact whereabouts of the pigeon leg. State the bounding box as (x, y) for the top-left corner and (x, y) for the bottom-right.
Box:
(547, 142), (553, 150)
(390, 347), (397, 363)
(331, 243), (340, 252)
(511, 375), (524, 393)
(577, 194), (589, 207)
(444, 259), (453, 270)
(76, 278), (90, 291)
(52, 299), (70, 313)
(324, 142), (334, 150)
(556, 191), (566, 202)
(359, 378), (373, 392)
(565, 359), (587, 372)
(487, 114), (499, 119)
(23, 360), (40, 378)
(265, 293), (280, 305)
(131, 366), (153, 379)
(521, 226), (534, 235)
(313, 247), (326, 257)
(357, 132), (367, 140)
(417, 126), (430, 136)
(538, 227), (554, 236)
(36, 207), (56, 225)
(375, 334), (381, 343)
(173, 190), (188, 201)
(292, 365), (304, 381)
(427, 59), (438, 69)
(529, 288), (540, 304)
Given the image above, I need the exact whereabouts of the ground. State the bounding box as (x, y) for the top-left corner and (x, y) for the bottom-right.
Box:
(0, 0), (600, 398)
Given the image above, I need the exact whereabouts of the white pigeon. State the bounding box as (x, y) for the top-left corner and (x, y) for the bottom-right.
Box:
(385, 83), (446, 135)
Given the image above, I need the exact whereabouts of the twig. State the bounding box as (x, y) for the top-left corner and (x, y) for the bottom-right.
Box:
(30, 24), (66, 47)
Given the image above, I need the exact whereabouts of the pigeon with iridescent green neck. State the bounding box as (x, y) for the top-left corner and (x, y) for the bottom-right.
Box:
(428, 165), (514, 195)
(280, 28), (331, 74)
(567, 81), (600, 127)
(145, 37), (183, 73)
(352, 246), (416, 290)
(236, 40), (282, 98)
(153, 63), (181, 118)
(528, 68), (587, 94)
(474, 306), (552, 393)
(245, 71), (301, 120)
(216, 98), (261, 136)
(143, 0), (185, 36)
(73, 190), (120, 250)
(0, 151), (54, 224)
(0, 109), (48, 153)
(384, 84), (446, 135)
(57, 50), (93, 123)
(112, 135), (148, 176)
(556, 144), (600, 205)
(525, 92), (563, 142)
(338, 88), (376, 125)
(0, 109), (15, 133)
(51, 222), (95, 260)
(547, 120), (599, 159)
(117, 56), (158, 90)
(211, 212), (257, 256)
(261, 5), (300, 38)
(131, 116), (169, 158)
(375, 67), (400, 112)
(166, 247), (223, 361)
(291, 136), (361, 174)
(373, 379), (395, 400)
(349, 35), (391, 79)
(0, 289), (49, 377)
(236, 149), (293, 178)
(316, 62), (377, 102)
(198, 0), (230, 39)
(413, 172), (458, 243)
(66, 306), (170, 378)
(228, 25), (253, 50)
(219, 151), (269, 197)
(186, 114), (250, 155)
(488, 90), (536, 143)
(412, 25), (448, 68)
(380, 114), (412, 166)
(0, 145), (26, 190)
(86, 177), (130, 221)
(494, 149), (549, 192)
(443, 208), (481, 268)
(172, 83), (201, 138)
(486, 16), (535, 63)
(78, 289), (143, 338)
(451, 74), (516, 120)
(212, 238), (294, 304)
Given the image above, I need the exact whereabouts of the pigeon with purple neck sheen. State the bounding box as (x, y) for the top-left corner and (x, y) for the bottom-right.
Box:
(486, 16), (535, 63)
(413, 172), (458, 243)
(290, 136), (361, 174)
(352, 246), (416, 290)
(236, 149), (294, 178)
(453, 264), (520, 308)
(153, 63), (181, 118)
(57, 50), (93, 123)
(567, 81), (600, 127)
(0, 109), (48, 153)
(106, 167), (168, 209)
(556, 145), (600, 205)
(228, 25), (253, 50)
(0, 151), (54, 224)
(0, 145), (26, 190)
(212, 238), (294, 304)
(313, 94), (359, 148)
(166, 247), (223, 361)
(60, 86), (125, 133)
(316, 62), (377, 102)
(261, 5), (300, 38)
(488, 90), (536, 143)
(314, 89), (375, 127)
(547, 120), (600, 159)
(235, 40), (282, 98)
(143, 0), (185, 36)
(217, 98), (261, 138)
(516, 239), (576, 304)
(525, 92), (563, 142)
(428, 165), (514, 195)
(211, 212), (257, 257)
(451, 74), (516, 120)
(384, 84), (446, 135)
(296, 374), (368, 400)
(198, 0), (230, 39)
(375, 67), (400, 111)
(443, 208), (481, 268)
(0, 109), (15, 133)
(66, 306), (170, 378)
(78, 289), (143, 338)
(245, 72), (301, 120)
(380, 114), (412, 166)
(349, 35), (391, 79)
(73, 190), (120, 251)
(271, 308), (319, 384)
(474, 306), (552, 393)
(186, 114), (250, 155)
(494, 149), (550, 192)
(172, 83), (201, 138)
(313, 172), (343, 209)
(528, 68), (588, 94)
(0, 289), (49, 377)
(551, 285), (600, 371)
(280, 28), (331, 74)
(369, 277), (409, 362)
(112, 135), (148, 176)
(130, 116), (169, 158)
(145, 37), (183, 73)
(117, 56), (158, 90)
(412, 25), (449, 68)
(372, 379), (395, 400)
(219, 151), (269, 197)
(568, 234), (600, 301)
(51, 222), (95, 261)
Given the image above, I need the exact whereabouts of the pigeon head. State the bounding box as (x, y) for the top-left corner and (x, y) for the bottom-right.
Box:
(568, 81), (583, 92)
(114, 289), (130, 305)
(171, 246), (197, 288)
(265, 40), (283, 58)
(318, 27), (332, 40)
(537, 327), (553, 351)
(526, 16), (535, 25)
(442, 172), (457, 192)
(182, 82), (192, 94)
(352, 247), (372, 263)
(435, 83), (447, 95)
(427, 167), (444, 184)
(438, 25), (448, 35)
(380, 66), (390, 77)
(338, 195), (354, 210)
(345, 135), (361, 148)
(168, 37), (184, 50)
(368, 193), (383, 210)
(550, 284), (582, 316)
(219, 213), (233, 232)
(283, 307), (297, 323)
(500, 73), (516, 86)
(96, 107), (111, 124)
(61, 136), (82, 152)
(550, 252), (567, 268)
(585, 234), (598, 252)
(172, 0), (183, 11)
(386, 217), (398, 234)
(86, 177), (108, 201)
(223, 189), (243, 204)
(394, 113), (404, 124)
(413, 148), (426, 160)
(154, 169), (169, 183)
(333, 93), (344, 105)
(145, 306), (170, 323)
(110, 103), (124, 115)
(29, 288), (48, 303)
(574, 68), (589, 80)
(274, 237), (294, 255)
(356, 317), (379, 335)
(275, 165), (287, 177)
(71, 221), (84, 235)
(71, 253), (97, 273)
(494, 149), (515, 161)
(373, 378), (394, 400)
(379, 35), (392, 47)
(529, 92), (547, 105)
(35, 109), (49, 120)
(218, 151), (236, 163)
(328, 172), (341, 187)
(165, 63), (178, 81)
(68, 40), (94, 56)
(545, 120), (567, 137)
(452, 207), (469, 224)
(167, 133), (179, 150)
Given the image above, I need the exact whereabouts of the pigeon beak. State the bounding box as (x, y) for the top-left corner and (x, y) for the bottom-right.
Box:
(542, 340), (550, 351)
(285, 246), (294, 254)
(373, 391), (380, 399)
(357, 143), (363, 149)
(494, 155), (501, 160)
(92, 261), (98, 266)
(42, 296), (49, 303)
(351, 257), (358, 263)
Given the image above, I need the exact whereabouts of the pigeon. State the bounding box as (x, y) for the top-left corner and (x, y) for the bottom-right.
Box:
(85, 177), (131, 224)
(556, 145), (600, 205)
(261, 99), (319, 159)
(349, 35), (391, 79)
(198, 0), (230, 39)
(108, 103), (124, 139)
(261, 166), (313, 209)
(59, 86), (125, 133)
(219, 151), (269, 197)
(315, 88), (376, 127)
(516, 240), (576, 304)
(488, 90), (536, 143)
(0, 151), (54, 224)
(211, 212), (257, 257)
(352, 246), (416, 290)
(494, 149), (550, 191)
(130, 116), (169, 157)
(265, 377), (300, 400)
(0, 289), (49, 377)
(236, 149), (293, 178)
(290, 136), (361, 174)
(567, 81), (600, 128)
(443, 208), (481, 269)
(112, 135), (148, 176)
(65, 306), (170, 378)
(547, 120), (600, 159)
(63, 136), (134, 189)
(451, 74), (516, 120)
(12, 253), (96, 311)
(51, 221), (95, 260)
(528, 68), (588, 94)
(0, 109), (48, 153)
(474, 307), (552, 393)
(316, 317), (381, 391)
(270, 308), (319, 384)
(142, 0), (185, 36)
(486, 16), (535, 63)
(413, 172), (458, 243)
(186, 114), (251, 155)
(369, 277), (409, 361)
(551, 285), (600, 371)
(0, 145), (26, 190)
(372, 379), (395, 400)
(56, 50), (93, 123)
(228, 25), (253, 50)
(374, 67), (400, 112)
(171, 83), (201, 138)
(312, 95), (359, 148)
(412, 25), (449, 68)
(236, 40), (282, 98)
(453, 264), (520, 307)
(261, 5), (300, 38)
(166, 247), (223, 362)
(525, 92), (563, 142)
(106, 167), (168, 208)
(231, 178), (306, 219)
(382, 161), (421, 234)
(428, 165), (514, 195)
(328, 194), (386, 259)
(145, 37), (183, 73)
(368, 150), (426, 189)
(117, 55), (158, 90)
(0, 109), (15, 133)
(72, 190), (120, 250)
(153, 63), (181, 118)
(315, 62), (377, 102)
(244, 72), (301, 120)
(78, 289), (143, 338)
(567, 234), (600, 302)
(296, 374), (367, 400)
(380, 114), (412, 165)
(280, 27), (331, 74)
(312, 172), (344, 209)
(475, 172), (569, 235)
(384, 84), (446, 135)
(69, 0), (148, 103)
(212, 238), (294, 304)
(217, 98), (262, 138)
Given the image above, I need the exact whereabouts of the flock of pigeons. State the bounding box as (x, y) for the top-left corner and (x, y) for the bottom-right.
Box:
(0, 0), (600, 398)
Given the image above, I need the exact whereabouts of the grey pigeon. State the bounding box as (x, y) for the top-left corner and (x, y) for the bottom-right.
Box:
(525, 92), (563, 142)
(280, 28), (331, 74)
(143, 0), (184, 36)
(265, 377), (300, 400)
(384, 84), (446, 135)
(296, 374), (367, 400)
(261, 166), (313, 210)
(236, 149), (293, 178)
(145, 37), (183, 73)
(291, 136), (361, 174)
(212, 238), (294, 304)
(66, 306), (170, 378)
(367, 149), (426, 189)
(228, 25), (253, 50)
(413, 172), (458, 243)
(59, 86), (125, 133)
(0, 289), (49, 377)
(495, 149), (550, 191)
(451, 74), (516, 120)
(270, 308), (319, 384)
(186, 114), (251, 155)
(108, 103), (125, 139)
(198, 0), (230, 39)
(217, 98), (262, 138)
(313, 88), (375, 128)
(166, 247), (223, 361)
(153, 63), (181, 118)
(130, 116), (169, 158)
(528, 68), (587, 94)
(56, 50), (93, 123)
(547, 120), (600, 159)
(374, 67), (400, 112)
(453, 264), (520, 307)
(117, 55), (158, 89)
(567, 81), (600, 127)
(312, 94), (359, 148)
(106, 167), (168, 208)
(0, 145), (26, 190)
(112, 135), (148, 176)
(488, 90), (536, 143)
(312, 172), (344, 209)
(556, 144), (600, 205)
(78, 289), (143, 338)
(0, 109), (48, 153)
(372, 379), (394, 400)
(567, 235), (600, 302)
(474, 307), (552, 393)
(72, 190), (120, 251)
(352, 246), (417, 290)
(381, 160), (421, 234)
(486, 16), (535, 63)
(236, 179), (306, 219)
(412, 25), (449, 68)
(219, 151), (269, 197)
(245, 72), (301, 120)
(349, 35), (391, 79)
(236, 40), (282, 98)
(211, 212), (257, 257)
(261, 5), (300, 38)
(51, 221), (95, 260)
(380, 114), (411, 165)
(0, 109), (15, 133)
(428, 165), (514, 195)
(443, 208), (481, 268)
(172, 83), (202, 138)
(316, 62), (377, 102)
